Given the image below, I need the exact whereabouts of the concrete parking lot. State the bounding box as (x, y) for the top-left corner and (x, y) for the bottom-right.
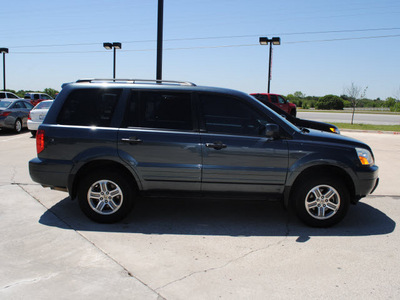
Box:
(1, 130), (399, 299)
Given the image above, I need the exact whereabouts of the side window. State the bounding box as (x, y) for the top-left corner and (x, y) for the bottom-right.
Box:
(270, 95), (278, 103)
(7, 93), (18, 99)
(200, 94), (270, 136)
(0, 92), (5, 98)
(13, 101), (24, 109)
(126, 91), (193, 131)
(57, 88), (121, 127)
(278, 96), (286, 104)
(23, 101), (34, 109)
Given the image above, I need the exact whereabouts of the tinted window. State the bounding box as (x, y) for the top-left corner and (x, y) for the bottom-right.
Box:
(278, 96), (286, 104)
(13, 101), (24, 109)
(57, 88), (121, 127)
(200, 94), (270, 136)
(7, 93), (18, 99)
(270, 95), (278, 103)
(126, 91), (193, 131)
(23, 101), (34, 109)
(0, 93), (5, 98)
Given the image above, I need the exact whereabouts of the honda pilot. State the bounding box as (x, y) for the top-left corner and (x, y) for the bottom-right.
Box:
(29, 79), (379, 227)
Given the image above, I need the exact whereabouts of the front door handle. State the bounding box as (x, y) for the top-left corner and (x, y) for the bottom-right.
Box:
(205, 141), (227, 150)
(121, 137), (143, 145)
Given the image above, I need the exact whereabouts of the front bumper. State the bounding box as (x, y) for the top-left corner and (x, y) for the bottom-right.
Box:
(353, 165), (379, 202)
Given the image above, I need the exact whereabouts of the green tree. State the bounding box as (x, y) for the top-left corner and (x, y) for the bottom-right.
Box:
(315, 95), (344, 110)
(293, 91), (305, 98)
(344, 82), (368, 124)
(44, 88), (59, 98)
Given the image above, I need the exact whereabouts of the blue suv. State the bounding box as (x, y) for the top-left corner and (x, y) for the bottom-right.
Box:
(29, 79), (379, 227)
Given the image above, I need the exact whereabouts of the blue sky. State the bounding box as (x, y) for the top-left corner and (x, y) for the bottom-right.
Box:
(1, 0), (399, 99)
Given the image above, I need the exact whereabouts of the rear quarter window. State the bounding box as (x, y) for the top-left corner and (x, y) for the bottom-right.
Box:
(57, 88), (121, 127)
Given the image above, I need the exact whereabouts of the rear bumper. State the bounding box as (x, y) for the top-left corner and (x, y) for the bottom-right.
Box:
(29, 157), (72, 190)
(27, 120), (41, 131)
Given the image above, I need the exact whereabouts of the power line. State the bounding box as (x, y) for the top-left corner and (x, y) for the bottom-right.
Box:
(10, 34), (400, 55)
(8, 27), (400, 49)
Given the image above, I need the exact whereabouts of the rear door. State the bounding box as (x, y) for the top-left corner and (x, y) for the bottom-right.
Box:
(199, 93), (289, 195)
(118, 90), (202, 192)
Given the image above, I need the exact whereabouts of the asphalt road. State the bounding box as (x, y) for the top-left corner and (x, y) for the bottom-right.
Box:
(297, 111), (400, 125)
(1, 130), (399, 299)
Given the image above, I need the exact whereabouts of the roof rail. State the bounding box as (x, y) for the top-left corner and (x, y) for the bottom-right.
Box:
(75, 78), (196, 86)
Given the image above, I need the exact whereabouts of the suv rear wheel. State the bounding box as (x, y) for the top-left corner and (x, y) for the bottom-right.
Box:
(293, 176), (349, 227)
(78, 170), (135, 223)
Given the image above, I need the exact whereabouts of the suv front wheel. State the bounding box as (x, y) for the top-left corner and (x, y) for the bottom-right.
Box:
(78, 170), (135, 223)
(293, 176), (350, 227)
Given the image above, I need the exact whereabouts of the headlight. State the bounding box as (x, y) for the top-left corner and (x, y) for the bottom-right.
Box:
(356, 148), (374, 166)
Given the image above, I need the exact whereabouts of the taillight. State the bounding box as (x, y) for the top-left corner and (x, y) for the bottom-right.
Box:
(36, 129), (45, 154)
(0, 111), (11, 117)
(28, 112), (32, 120)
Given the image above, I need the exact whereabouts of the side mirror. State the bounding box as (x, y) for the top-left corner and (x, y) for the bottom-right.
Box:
(265, 124), (280, 139)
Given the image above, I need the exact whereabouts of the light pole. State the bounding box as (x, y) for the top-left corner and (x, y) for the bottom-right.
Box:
(0, 48), (8, 91)
(156, 0), (164, 81)
(259, 37), (280, 93)
(103, 42), (122, 79)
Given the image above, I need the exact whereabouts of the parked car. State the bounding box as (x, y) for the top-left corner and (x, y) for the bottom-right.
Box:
(0, 99), (34, 133)
(29, 79), (379, 227)
(24, 92), (54, 106)
(0, 91), (20, 100)
(27, 100), (54, 136)
(251, 95), (340, 134)
(250, 93), (297, 117)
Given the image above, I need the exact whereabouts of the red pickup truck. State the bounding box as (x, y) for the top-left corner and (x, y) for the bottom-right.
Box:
(250, 93), (297, 117)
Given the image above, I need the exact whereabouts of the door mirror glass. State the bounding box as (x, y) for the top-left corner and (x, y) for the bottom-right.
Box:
(265, 123), (280, 139)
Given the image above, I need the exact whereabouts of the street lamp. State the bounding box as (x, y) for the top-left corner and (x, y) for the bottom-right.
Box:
(103, 42), (121, 79)
(259, 37), (280, 93)
(0, 48), (8, 91)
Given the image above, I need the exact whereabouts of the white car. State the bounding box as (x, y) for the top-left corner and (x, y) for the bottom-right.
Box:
(27, 100), (54, 136)
(0, 91), (20, 100)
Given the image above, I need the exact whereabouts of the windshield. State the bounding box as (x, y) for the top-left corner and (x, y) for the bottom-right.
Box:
(0, 101), (11, 108)
(250, 96), (300, 133)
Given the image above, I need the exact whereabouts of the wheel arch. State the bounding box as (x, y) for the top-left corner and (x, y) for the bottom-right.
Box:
(69, 160), (140, 200)
(284, 164), (356, 208)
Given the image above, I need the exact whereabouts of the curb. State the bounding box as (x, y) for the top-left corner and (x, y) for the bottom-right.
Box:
(340, 129), (400, 135)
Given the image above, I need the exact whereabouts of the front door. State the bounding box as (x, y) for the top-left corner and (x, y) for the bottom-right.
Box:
(199, 93), (289, 194)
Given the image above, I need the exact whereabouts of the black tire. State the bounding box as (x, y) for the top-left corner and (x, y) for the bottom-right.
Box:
(290, 109), (297, 117)
(293, 176), (350, 227)
(77, 169), (135, 223)
(30, 130), (37, 137)
(14, 119), (22, 133)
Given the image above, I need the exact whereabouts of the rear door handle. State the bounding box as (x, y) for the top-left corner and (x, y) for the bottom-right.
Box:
(205, 142), (227, 150)
(121, 137), (143, 144)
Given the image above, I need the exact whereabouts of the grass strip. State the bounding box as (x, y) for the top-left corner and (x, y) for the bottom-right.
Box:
(332, 123), (400, 132)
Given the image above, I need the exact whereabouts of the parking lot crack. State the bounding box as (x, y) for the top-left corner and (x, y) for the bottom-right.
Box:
(156, 216), (291, 292)
(2, 274), (58, 290)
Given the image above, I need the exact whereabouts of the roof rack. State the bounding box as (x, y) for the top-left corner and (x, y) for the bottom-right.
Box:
(75, 79), (196, 86)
